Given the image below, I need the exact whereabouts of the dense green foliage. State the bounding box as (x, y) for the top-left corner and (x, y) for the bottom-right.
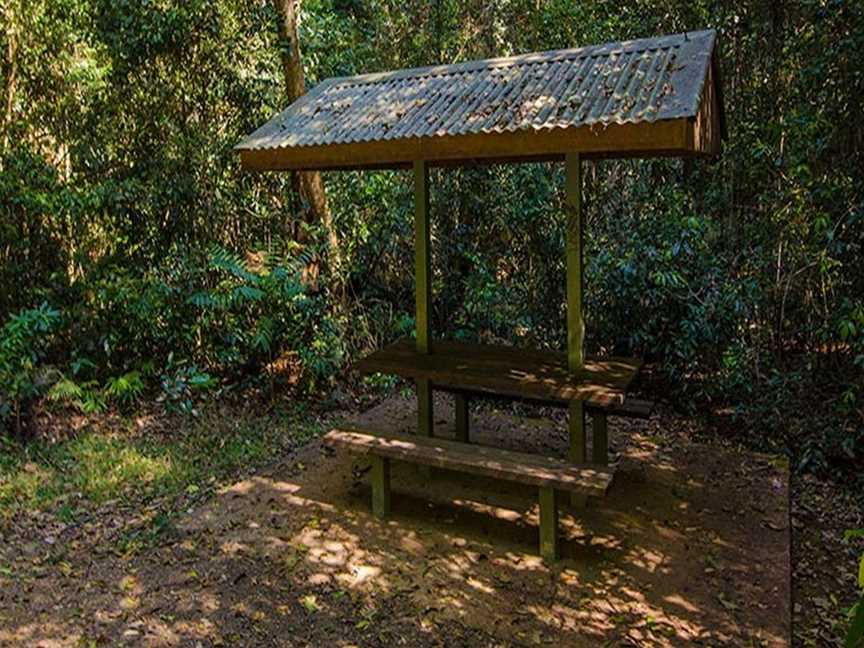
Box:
(0, 303), (59, 432)
(1, 0), (862, 477)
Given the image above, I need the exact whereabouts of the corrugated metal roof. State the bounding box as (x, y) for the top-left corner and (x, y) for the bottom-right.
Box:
(238, 29), (721, 168)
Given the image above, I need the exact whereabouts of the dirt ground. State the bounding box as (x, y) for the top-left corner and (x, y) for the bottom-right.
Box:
(1, 395), (792, 646)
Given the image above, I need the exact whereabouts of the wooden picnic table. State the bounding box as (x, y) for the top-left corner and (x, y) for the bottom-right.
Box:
(239, 30), (723, 560)
(354, 338), (645, 410)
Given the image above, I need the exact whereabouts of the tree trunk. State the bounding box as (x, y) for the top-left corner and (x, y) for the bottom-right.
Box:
(2, 2), (18, 158)
(271, 0), (345, 303)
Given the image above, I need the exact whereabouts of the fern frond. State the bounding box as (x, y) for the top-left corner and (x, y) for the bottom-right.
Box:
(187, 291), (222, 308)
(48, 377), (84, 402)
(232, 285), (265, 304)
(210, 245), (259, 283)
(253, 317), (275, 352)
(104, 371), (145, 405)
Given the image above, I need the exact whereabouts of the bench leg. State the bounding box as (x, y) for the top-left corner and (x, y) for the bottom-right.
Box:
(370, 456), (391, 518)
(538, 486), (559, 562)
(592, 412), (608, 465)
(568, 400), (586, 506)
(454, 393), (469, 443)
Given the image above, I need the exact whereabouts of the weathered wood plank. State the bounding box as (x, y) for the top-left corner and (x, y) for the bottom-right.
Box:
(353, 338), (642, 409)
(238, 117), (698, 171)
(324, 428), (614, 497)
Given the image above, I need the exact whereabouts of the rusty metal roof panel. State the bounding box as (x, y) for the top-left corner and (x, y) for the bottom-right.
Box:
(238, 29), (720, 167)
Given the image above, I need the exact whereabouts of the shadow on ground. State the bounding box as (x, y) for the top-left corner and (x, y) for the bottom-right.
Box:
(0, 395), (790, 646)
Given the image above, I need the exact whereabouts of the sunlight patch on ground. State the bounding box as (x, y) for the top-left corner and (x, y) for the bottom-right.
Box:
(70, 435), (176, 502)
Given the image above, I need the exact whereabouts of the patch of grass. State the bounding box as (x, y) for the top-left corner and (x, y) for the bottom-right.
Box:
(0, 461), (58, 511)
(67, 434), (179, 503)
(0, 406), (319, 519)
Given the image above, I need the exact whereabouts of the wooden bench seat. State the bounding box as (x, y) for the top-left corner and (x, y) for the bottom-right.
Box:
(325, 428), (614, 561)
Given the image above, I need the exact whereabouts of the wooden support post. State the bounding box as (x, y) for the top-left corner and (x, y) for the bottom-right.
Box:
(566, 152), (586, 506)
(565, 152), (584, 373)
(414, 160), (433, 440)
(370, 455), (391, 518)
(568, 400), (587, 463)
(568, 401), (588, 508)
(592, 412), (608, 465)
(538, 486), (559, 562)
(454, 393), (469, 442)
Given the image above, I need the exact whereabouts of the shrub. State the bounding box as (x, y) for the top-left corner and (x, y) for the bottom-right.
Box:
(589, 187), (757, 403)
(34, 245), (343, 419)
(0, 304), (61, 435)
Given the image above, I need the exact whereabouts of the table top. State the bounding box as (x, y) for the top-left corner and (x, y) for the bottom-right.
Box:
(353, 338), (643, 409)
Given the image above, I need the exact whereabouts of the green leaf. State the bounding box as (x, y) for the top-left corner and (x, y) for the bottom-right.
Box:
(104, 371), (144, 405)
(847, 600), (864, 648)
(845, 530), (864, 542)
(48, 377), (84, 402)
(233, 285), (265, 303)
(300, 594), (318, 613)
